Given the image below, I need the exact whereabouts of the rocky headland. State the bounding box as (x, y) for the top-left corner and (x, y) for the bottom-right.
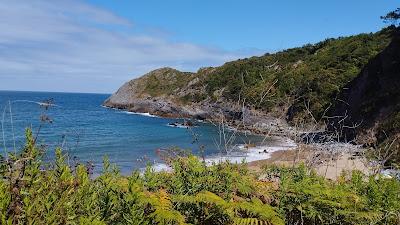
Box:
(103, 67), (296, 136)
(104, 26), (399, 159)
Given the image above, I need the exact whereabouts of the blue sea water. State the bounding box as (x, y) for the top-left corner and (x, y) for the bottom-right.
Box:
(0, 91), (266, 174)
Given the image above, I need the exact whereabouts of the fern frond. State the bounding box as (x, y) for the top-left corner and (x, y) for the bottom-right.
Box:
(233, 199), (284, 225)
(195, 191), (229, 208)
(147, 189), (187, 225)
(157, 189), (173, 211)
(233, 217), (262, 225)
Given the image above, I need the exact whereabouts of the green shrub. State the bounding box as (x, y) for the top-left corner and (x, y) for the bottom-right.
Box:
(0, 129), (399, 224)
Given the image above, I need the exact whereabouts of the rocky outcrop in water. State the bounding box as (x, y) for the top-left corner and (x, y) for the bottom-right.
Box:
(103, 67), (294, 136)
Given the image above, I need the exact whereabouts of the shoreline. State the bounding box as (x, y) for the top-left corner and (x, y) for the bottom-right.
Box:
(102, 105), (300, 139)
(103, 105), (302, 172)
(150, 137), (298, 172)
(205, 137), (297, 165)
(103, 105), (372, 179)
(101, 103), (298, 138)
(247, 143), (371, 180)
(102, 105), (160, 118)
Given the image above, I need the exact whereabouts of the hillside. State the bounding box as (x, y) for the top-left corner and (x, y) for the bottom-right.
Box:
(104, 26), (399, 149)
(329, 27), (400, 161)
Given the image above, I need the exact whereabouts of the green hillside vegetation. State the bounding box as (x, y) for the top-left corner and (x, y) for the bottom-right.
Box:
(196, 27), (394, 122)
(1, 130), (399, 225)
(121, 27), (394, 124)
(143, 69), (195, 97)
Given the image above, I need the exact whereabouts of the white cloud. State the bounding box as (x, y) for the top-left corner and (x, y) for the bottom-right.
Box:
(0, 0), (260, 93)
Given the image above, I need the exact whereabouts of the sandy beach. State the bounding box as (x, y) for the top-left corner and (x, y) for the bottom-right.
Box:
(247, 143), (371, 180)
(152, 139), (372, 180)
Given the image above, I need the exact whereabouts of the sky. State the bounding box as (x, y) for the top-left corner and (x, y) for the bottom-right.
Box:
(0, 0), (397, 93)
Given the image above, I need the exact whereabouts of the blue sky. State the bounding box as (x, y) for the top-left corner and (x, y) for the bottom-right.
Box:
(0, 0), (397, 93)
(88, 0), (397, 51)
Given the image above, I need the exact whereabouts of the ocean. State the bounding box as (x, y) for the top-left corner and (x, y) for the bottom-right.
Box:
(0, 90), (279, 174)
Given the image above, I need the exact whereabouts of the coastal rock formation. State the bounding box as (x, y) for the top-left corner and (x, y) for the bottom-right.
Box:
(104, 26), (399, 144)
(104, 67), (223, 118)
(103, 67), (293, 135)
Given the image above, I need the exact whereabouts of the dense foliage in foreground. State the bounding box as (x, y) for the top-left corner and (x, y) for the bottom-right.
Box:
(1, 130), (400, 225)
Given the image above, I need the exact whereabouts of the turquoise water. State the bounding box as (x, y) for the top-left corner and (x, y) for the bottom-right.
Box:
(0, 91), (265, 174)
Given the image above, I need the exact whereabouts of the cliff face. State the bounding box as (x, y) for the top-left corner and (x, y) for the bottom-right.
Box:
(103, 67), (292, 135)
(329, 29), (400, 145)
(104, 68), (197, 118)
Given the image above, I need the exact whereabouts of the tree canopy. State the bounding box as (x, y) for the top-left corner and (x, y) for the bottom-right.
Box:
(381, 8), (400, 26)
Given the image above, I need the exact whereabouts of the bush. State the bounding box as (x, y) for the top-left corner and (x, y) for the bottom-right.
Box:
(0, 129), (399, 224)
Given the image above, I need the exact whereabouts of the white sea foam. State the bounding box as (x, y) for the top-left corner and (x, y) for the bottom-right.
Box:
(124, 111), (159, 118)
(151, 163), (173, 172)
(102, 106), (159, 118)
(205, 138), (297, 165)
(101, 105), (115, 110)
(166, 124), (191, 129)
(150, 137), (297, 172)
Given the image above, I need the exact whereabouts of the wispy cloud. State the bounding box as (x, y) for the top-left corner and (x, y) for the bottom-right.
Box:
(0, 0), (260, 93)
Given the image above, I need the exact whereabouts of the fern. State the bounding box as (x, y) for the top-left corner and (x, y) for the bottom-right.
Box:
(146, 189), (187, 225)
(233, 199), (284, 225)
(1, 132), (399, 225)
(233, 218), (265, 225)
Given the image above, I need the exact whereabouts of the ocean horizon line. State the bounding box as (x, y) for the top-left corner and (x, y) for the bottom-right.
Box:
(0, 89), (112, 95)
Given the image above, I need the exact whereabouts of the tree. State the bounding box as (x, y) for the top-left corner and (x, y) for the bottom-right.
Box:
(381, 8), (400, 26)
